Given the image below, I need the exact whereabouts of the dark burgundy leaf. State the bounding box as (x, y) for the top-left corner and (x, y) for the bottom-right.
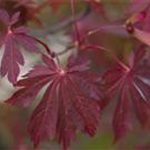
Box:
(28, 81), (59, 147)
(6, 54), (102, 150)
(10, 11), (20, 25)
(0, 9), (40, 84)
(0, 9), (9, 25)
(103, 48), (150, 142)
(113, 86), (131, 143)
(1, 35), (24, 84)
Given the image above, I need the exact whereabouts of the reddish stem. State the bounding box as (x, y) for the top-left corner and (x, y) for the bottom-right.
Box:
(80, 24), (124, 43)
(81, 44), (130, 71)
(29, 36), (55, 56)
(30, 35), (64, 69)
(56, 44), (75, 56)
(70, 0), (81, 46)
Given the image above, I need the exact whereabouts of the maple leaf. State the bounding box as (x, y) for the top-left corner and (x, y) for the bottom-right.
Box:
(102, 48), (150, 142)
(0, 0), (41, 25)
(5, 54), (102, 150)
(14, 0), (42, 25)
(0, 9), (40, 84)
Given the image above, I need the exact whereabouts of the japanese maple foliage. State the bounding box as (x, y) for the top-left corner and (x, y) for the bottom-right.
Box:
(6, 54), (102, 150)
(102, 48), (150, 142)
(0, 9), (40, 84)
(0, 0), (42, 25)
(1, 0), (150, 149)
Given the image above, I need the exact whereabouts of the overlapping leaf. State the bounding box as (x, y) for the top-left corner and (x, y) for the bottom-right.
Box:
(102, 48), (150, 142)
(0, 0), (41, 25)
(14, 0), (42, 25)
(5, 54), (102, 150)
(0, 9), (40, 84)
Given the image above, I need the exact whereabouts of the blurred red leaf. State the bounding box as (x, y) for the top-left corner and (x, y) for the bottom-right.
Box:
(127, 0), (150, 15)
(85, 0), (107, 19)
(48, 0), (65, 12)
(103, 48), (150, 142)
(14, 0), (42, 25)
(0, 0), (41, 25)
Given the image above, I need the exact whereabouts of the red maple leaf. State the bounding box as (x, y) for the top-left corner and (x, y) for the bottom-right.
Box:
(102, 47), (150, 142)
(0, 0), (41, 25)
(0, 9), (40, 84)
(14, 0), (42, 25)
(5, 54), (102, 150)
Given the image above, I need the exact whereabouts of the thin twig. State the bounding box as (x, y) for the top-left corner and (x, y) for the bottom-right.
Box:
(30, 6), (91, 37)
(70, 0), (81, 45)
(56, 44), (75, 56)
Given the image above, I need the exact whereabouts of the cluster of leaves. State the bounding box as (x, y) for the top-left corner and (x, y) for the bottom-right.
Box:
(1, 0), (150, 150)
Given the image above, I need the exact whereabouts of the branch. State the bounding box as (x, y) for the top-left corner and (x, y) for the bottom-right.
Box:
(30, 6), (91, 37)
